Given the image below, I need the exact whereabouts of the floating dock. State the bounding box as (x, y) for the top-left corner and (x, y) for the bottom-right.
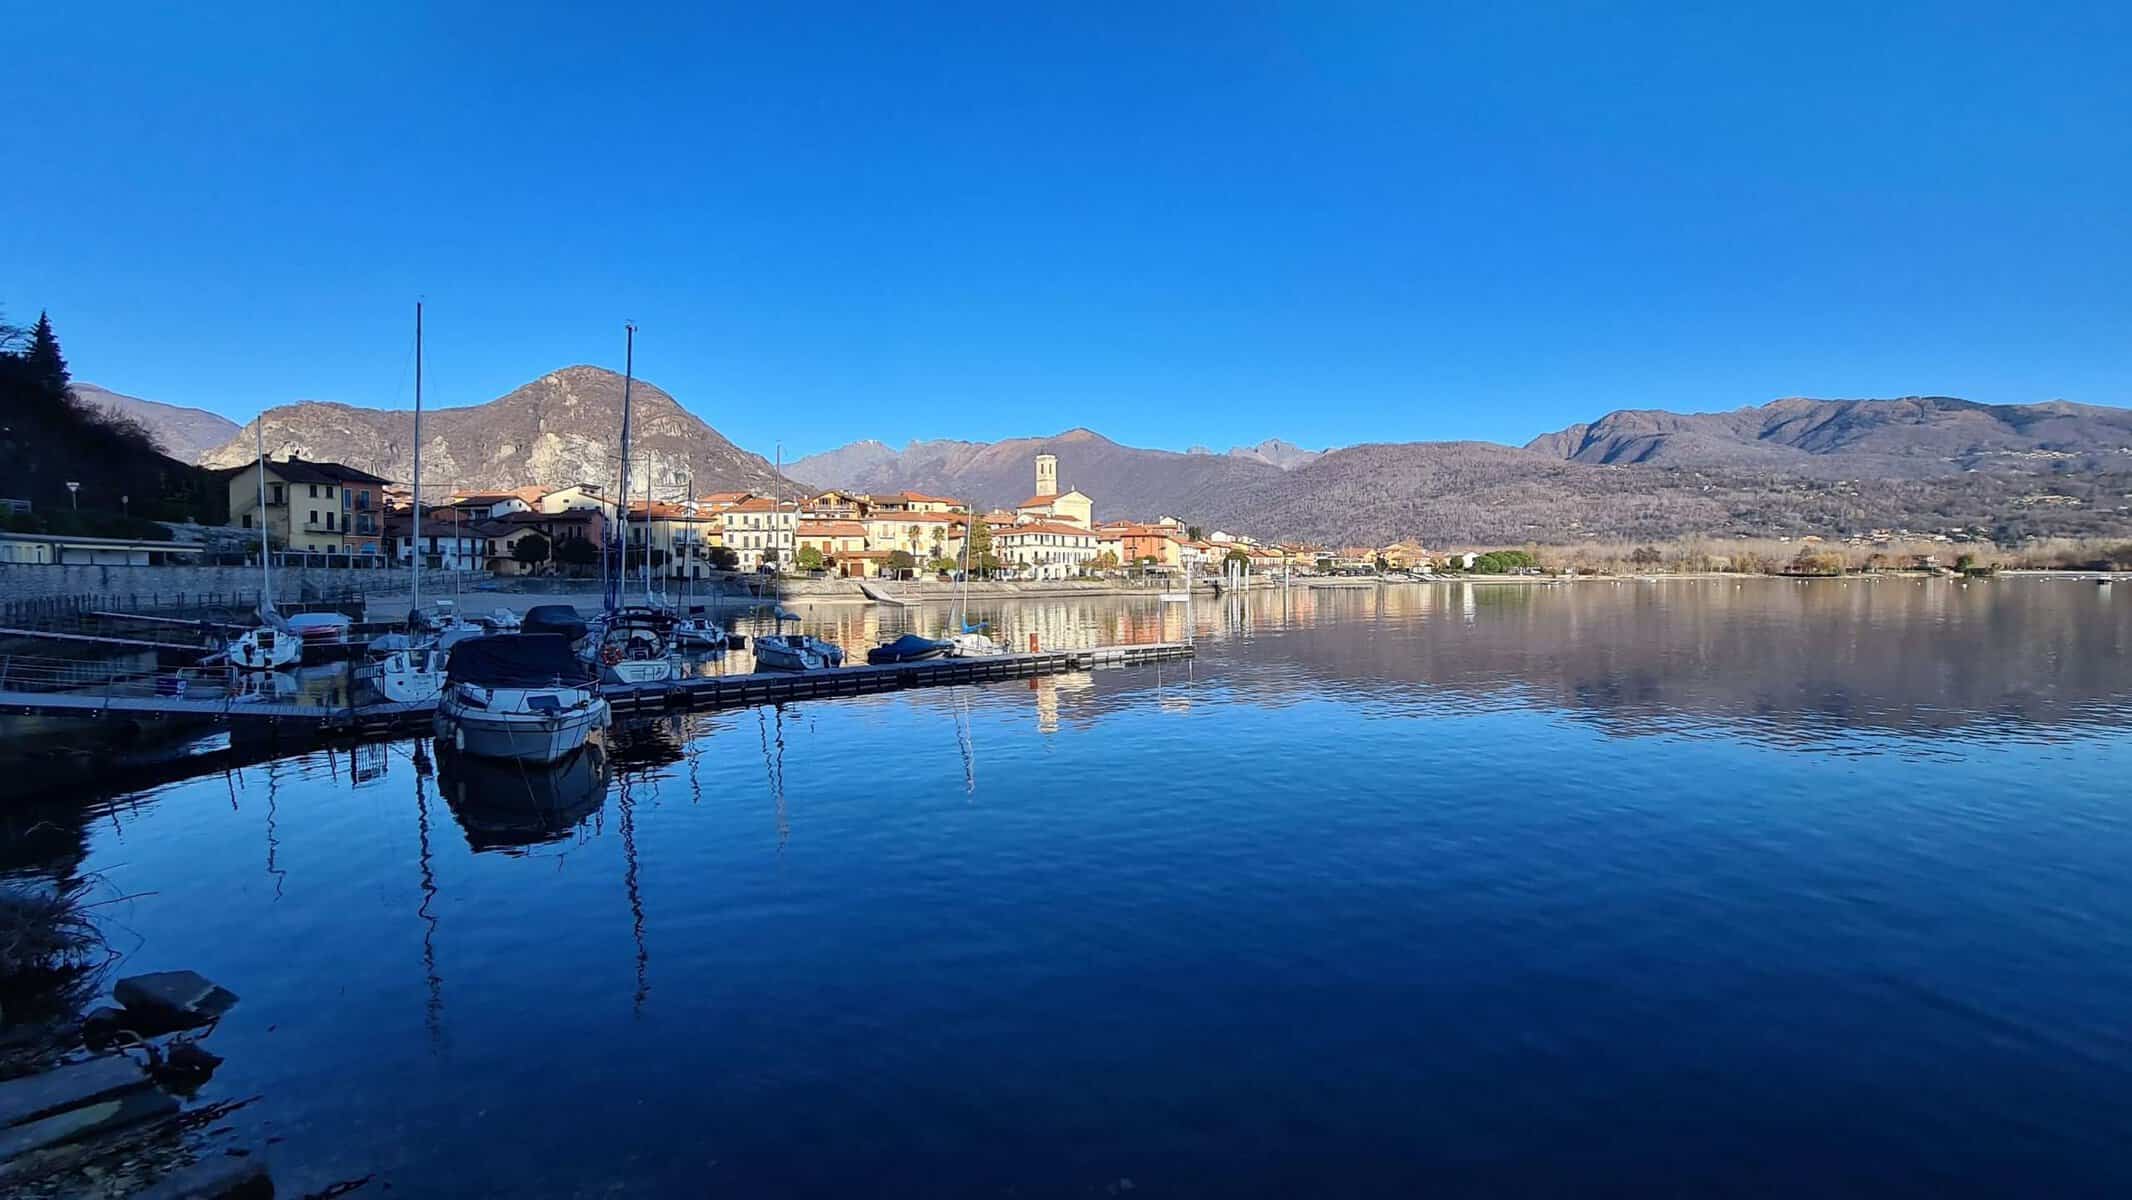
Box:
(0, 642), (1197, 740)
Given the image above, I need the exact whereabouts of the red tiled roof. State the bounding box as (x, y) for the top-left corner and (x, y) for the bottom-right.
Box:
(798, 520), (868, 537)
(503, 508), (596, 524)
(870, 511), (963, 524)
(1000, 521), (1095, 538)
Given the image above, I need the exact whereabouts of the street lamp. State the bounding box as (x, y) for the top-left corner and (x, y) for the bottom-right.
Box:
(65, 481), (79, 511)
(121, 494), (129, 517)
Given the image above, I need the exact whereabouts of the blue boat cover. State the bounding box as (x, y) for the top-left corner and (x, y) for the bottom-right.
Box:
(867, 634), (951, 665)
(446, 634), (587, 686)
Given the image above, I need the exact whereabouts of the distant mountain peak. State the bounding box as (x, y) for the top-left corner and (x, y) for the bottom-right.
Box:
(72, 382), (241, 463)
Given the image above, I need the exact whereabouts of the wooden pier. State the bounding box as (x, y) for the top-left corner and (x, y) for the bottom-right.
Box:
(0, 642), (1197, 739)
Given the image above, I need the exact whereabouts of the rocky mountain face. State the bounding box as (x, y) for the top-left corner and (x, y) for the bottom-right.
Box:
(1525, 396), (2132, 478)
(1226, 438), (1325, 470)
(74, 382), (241, 463)
(196, 366), (802, 499)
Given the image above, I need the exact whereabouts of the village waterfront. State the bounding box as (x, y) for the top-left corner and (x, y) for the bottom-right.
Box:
(3, 578), (2132, 1195)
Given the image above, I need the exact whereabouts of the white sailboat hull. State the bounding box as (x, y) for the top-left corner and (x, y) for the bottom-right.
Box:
(227, 628), (300, 671)
(377, 647), (447, 703)
(947, 632), (1005, 657)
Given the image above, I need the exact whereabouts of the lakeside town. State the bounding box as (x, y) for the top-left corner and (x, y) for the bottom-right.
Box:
(11, 445), (2128, 587)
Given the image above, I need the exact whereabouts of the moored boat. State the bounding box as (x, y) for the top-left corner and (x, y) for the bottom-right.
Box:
(867, 633), (952, 665)
(227, 623), (299, 671)
(287, 611), (353, 645)
(755, 632), (845, 671)
(581, 605), (680, 684)
(434, 634), (609, 763)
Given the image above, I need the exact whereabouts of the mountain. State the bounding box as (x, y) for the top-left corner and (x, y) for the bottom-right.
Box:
(72, 382), (241, 463)
(1225, 438), (1325, 470)
(793, 395), (2132, 546)
(789, 428), (1288, 517)
(196, 366), (801, 497)
(1525, 396), (2132, 477)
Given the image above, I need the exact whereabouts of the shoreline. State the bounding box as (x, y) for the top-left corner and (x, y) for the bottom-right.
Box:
(350, 568), (2132, 619)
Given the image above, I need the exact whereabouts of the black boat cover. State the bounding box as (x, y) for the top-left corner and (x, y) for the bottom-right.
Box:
(445, 634), (587, 686)
(521, 604), (588, 641)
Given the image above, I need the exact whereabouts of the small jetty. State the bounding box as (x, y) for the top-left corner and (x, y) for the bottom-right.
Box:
(0, 642), (1196, 741)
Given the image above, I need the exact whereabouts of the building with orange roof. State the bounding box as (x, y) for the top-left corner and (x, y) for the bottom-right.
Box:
(994, 519), (1099, 579)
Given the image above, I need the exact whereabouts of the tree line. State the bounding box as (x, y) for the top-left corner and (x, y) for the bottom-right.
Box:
(0, 307), (226, 536)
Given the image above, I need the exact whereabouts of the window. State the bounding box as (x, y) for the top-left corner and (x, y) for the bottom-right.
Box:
(308, 484), (318, 498)
(242, 514), (253, 528)
(325, 512), (335, 530)
(269, 483), (285, 505)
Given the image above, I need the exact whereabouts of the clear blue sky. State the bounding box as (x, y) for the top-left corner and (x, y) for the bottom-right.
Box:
(5, 3), (2127, 458)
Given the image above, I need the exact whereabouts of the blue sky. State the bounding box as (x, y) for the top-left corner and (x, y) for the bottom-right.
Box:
(5, 3), (2127, 458)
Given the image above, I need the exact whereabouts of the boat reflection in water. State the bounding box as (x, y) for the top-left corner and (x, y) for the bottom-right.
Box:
(435, 740), (612, 853)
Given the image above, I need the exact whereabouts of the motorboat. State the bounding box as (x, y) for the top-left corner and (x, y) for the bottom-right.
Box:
(755, 631), (845, 671)
(287, 611), (352, 645)
(434, 634), (609, 763)
(867, 633), (952, 665)
(580, 605), (679, 684)
(672, 605), (732, 652)
(755, 610), (843, 671)
(411, 599), (487, 649)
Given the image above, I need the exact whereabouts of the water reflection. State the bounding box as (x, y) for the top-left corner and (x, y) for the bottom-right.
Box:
(435, 742), (613, 853)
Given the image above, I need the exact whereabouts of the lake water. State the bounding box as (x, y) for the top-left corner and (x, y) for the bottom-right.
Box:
(6, 578), (2132, 1196)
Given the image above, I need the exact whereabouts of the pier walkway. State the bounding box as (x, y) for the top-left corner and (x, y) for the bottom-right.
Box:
(0, 642), (1196, 738)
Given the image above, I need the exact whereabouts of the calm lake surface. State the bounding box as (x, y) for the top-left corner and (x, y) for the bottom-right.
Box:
(7, 579), (2132, 1196)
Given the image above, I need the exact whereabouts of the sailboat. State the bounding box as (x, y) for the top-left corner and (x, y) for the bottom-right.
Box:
(227, 419), (300, 671)
(581, 323), (681, 685)
(947, 504), (1004, 657)
(377, 302), (454, 703)
(669, 476), (729, 652)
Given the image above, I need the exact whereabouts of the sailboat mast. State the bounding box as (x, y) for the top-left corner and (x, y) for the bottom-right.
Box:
(411, 300), (423, 615)
(256, 417), (270, 606)
(609, 323), (636, 614)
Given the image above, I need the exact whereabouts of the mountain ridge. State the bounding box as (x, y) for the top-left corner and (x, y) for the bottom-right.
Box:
(194, 366), (803, 498)
(73, 382), (241, 463)
(122, 383), (2132, 543)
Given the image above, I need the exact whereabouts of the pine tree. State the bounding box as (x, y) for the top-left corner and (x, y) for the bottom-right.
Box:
(25, 310), (71, 398)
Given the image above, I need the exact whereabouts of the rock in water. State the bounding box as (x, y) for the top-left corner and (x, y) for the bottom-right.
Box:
(113, 971), (240, 1029)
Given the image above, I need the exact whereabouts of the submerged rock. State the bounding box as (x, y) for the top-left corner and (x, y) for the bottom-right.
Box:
(112, 972), (239, 1030)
